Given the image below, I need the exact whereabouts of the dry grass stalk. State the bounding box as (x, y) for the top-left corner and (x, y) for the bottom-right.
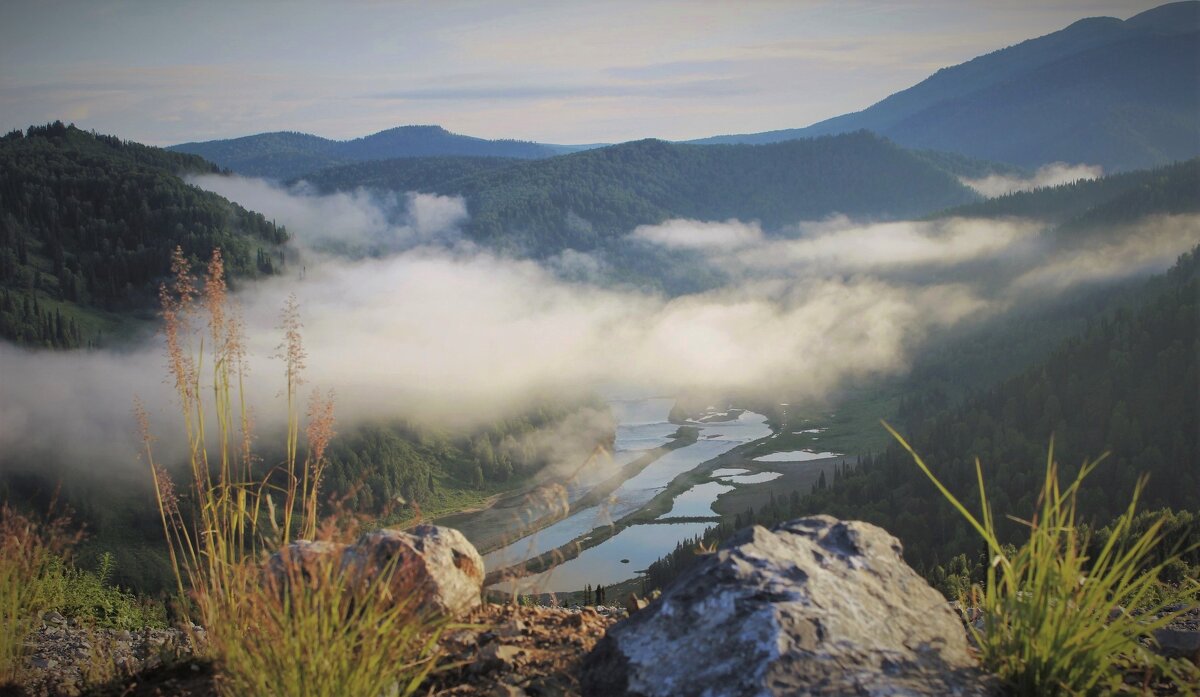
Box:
(143, 247), (443, 696)
(0, 504), (75, 685)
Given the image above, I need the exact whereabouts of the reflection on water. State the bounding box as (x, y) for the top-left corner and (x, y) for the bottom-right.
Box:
(718, 471), (783, 484)
(753, 450), (842, 462)
(483, 504), (613, 571)
(610, 397), (679, 456)
(657, 481), (734, 519)
(496, 522), (713, 593)
(486, 400), (771, 589)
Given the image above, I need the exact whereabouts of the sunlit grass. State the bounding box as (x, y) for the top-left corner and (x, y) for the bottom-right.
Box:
(886, 423), (1199, 695)
(0, 505), (72, 685)
(141, 246), (446, 696)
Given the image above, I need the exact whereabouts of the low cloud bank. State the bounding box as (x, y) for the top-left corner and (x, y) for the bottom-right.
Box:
(1, 177), (1194, 477)
(191, 174), (469, 254)
(961, 162), (1103, 198)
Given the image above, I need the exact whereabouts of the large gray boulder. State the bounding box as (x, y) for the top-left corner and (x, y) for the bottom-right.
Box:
(345, 525), (485, 617)
(266, 525), (484, 618)
(582, 516), (992, 696)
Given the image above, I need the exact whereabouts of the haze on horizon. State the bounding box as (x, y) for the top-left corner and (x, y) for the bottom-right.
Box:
(0, 0), (1167, 146)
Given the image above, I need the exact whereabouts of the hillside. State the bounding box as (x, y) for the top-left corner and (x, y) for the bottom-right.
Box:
(935, 158), (1200, 237)
(692, 2), (1200, 171)
(299, 131), (983, 254)
(295, 155), (522, 193)
(807, 244), (1199, 567)
(0, 122), (287, 348)
(645, 243), (1199, 595)
(169, 125), (562, 180)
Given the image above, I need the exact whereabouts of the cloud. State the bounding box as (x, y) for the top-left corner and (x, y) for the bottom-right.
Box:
(634, 215), (1041, 273)
(632, 218), (765, 250)
(189, 174), (468, 255)
(2, 179), (1194, 480)
(961, 162), (1103, 198)
(1011, 214), (1200, 293)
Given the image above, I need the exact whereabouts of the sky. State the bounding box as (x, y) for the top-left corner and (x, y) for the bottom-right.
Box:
(0, 1), (1166, 146)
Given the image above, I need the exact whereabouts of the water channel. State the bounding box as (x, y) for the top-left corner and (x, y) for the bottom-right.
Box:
(488, 399), (772, 593)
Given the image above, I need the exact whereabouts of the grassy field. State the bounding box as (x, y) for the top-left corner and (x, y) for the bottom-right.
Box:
(750, 389), (899, 459)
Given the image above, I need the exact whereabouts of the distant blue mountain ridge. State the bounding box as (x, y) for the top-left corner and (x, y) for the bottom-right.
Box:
(171, 2), (1198, 179)
(168, 125), (596, 180)
(687, 1), (1200, 171)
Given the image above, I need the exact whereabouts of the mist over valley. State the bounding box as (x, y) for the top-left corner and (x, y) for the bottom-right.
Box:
(1, 3), (1197, 694)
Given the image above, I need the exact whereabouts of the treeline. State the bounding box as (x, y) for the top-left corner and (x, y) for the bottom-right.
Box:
(323, 401), (611, 514)
(937, 158), (1200, 225)
(289, 131), (982, 254)
(0, 122), (288, 347)
(797, 245), (1197, 571)
(295, 156), (520, 194)
(0, 291), (84, 348)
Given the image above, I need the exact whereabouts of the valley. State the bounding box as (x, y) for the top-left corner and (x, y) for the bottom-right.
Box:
(1, 2), (1198, 694)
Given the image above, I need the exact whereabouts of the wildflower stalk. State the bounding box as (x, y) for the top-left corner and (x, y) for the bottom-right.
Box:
(142, 247), (443, 696)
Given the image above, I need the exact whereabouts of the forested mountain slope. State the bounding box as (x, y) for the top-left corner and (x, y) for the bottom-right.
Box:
(807, 244), (1199, 568)
(0, 123), (287, 348)
(294, 156), (522, 193)
(936, 159), (1200, 224)
(296, 131), (983, 254)
(170, 125), (560, 180)
(647, 244), (1199, 591)
(692, 2), (1200, 171)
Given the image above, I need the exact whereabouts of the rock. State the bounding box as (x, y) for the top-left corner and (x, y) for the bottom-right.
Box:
(582, 516), (992, 697)
(346, 525), (484, 618)
(1152, 628), (1200, 663)
(264, 525), (484, 619)
(265, 539), (350, 585)
(1109, 605), (1127, 621)
(43, 611), (66, 625)
(116, 629), (132, 641)
(475, 644), (527, 672)
(497, 618), (527, 637)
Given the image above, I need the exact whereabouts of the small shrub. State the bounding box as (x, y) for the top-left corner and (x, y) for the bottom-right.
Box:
(887, 423), (1200, 695)
(1158, 559), (1189, 585)
(41, 553), (168, 630)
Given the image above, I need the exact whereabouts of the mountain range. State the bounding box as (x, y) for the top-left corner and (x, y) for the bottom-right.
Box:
(168, 3), (1199, 179)
(168, 125), (590, 180)
(298, 132), (987, 254)
(689, 2), (1200, 171)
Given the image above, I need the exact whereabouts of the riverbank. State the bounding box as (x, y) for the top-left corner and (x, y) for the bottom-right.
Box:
(485, 412), (772, 592)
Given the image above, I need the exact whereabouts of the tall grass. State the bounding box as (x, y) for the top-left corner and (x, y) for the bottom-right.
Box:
(142, 247), (444, 696)
(0, 504), (73, 685)
(886, 423), (1199, 695)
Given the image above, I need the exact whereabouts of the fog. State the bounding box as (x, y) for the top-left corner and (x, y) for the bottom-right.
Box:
(1, 177), (1195, 478)
(961, 162), (1103, 198)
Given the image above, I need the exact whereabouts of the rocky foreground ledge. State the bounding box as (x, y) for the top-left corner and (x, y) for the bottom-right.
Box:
(583, 515), (993, 696)
(13, 517), (1199, 696)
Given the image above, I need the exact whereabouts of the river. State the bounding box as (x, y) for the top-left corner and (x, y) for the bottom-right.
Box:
(488, 398), (771, 594)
